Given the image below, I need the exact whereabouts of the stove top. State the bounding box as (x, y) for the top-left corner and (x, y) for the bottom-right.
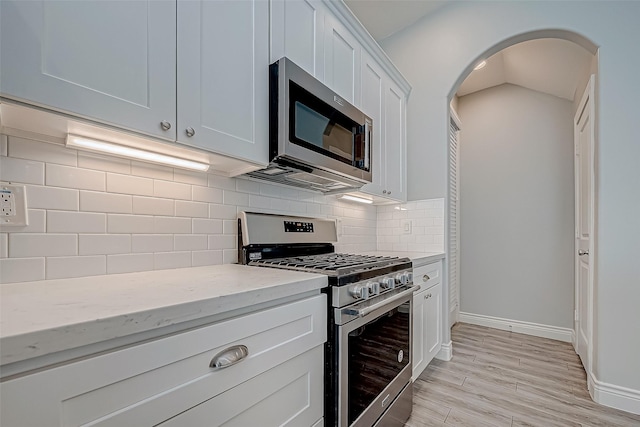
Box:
(250, 253), (405, 276)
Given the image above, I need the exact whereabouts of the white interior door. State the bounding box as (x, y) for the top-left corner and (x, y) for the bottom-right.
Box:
(574, 75), (595, 371)
(448, 110), (461, 326)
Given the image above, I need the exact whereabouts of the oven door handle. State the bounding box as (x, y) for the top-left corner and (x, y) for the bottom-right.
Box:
(342, 285), (420, 318)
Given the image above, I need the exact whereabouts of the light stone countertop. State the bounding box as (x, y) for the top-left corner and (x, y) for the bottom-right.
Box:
(359, 251), (445, 267)
(0, 264), (327, 367)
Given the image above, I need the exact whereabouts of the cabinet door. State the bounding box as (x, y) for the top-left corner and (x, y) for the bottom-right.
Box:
(157, 346), (324, 427)
(271, 0), (325, 80)
(359, 52), (386, 196)
(324, 14), (361, 105)
(425, 283), (443, 363)
(0, 0), (176, 140)
(412, 290), (427, 381)
(383, 79), (407, 201)
(177, 0), (269, 166)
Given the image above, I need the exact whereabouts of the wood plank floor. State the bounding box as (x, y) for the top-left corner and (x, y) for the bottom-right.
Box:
(406, 322), (640, 427)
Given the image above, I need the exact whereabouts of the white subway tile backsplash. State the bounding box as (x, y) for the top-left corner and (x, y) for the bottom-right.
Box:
(173, 169), (208, 186)
(209, 204), (237, 220)
(208, 234), (235, 250)
(223, 220), (236, 235)
(10, 234), (77, 257)
(223, 190), (249, 206)
(175, 201), (208, 218)
(46, 255), (106, 280)
(108, 214), (154, 234)
(223, 249), (238, 264)
(47, 211), (106, 233)
(154, 251), (191, 270)
(80, 191), (132, 214)
(0, 257), (45, 283)
(174, 235), (208, 251)
(154, 216), (191, 234)
(0, 209), (46, 233)
(26, 185), (79, 211)
(192, 250), (223, 267)
(0, 156), (44, 184)
(107, 253), (154, 274)
(9, 137), (77, 166)
(0, 233), (7, 258)
(107, 173), (153, 196)
(1, 133), (382, 283)
(46, 164), (105, 191)
(79, 234), (131, 255)
(132, 234), (173, 253)
(208, 174), (236, 191)
(192, 218), (223, 234)
(131, 161), (173, 181)
(235, 178), (261, 194)
(154, 180), (191, 201)
(192, 186), (223, 203)
(132, 196), (174, 216)
(78, 152), (131, 174)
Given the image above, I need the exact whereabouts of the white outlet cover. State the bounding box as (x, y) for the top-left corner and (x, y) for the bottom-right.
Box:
(403, 220), (412, 234)
(0, 183), (28, 227)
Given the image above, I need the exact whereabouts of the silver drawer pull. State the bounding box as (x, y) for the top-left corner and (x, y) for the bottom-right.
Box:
(423, 274), (430, 282)
(209, 345), (249, 370)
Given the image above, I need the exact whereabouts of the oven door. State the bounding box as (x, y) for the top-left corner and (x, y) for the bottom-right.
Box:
(338, 287), (416, 427)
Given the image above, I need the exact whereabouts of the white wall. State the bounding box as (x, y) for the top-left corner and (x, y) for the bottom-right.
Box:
(380, 0), (640, 404)
(0, 134), (377, 283)
(458, 84), (574, 328)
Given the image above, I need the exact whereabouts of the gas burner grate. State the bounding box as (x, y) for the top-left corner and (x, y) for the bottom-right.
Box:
(250, 253), (401, 275)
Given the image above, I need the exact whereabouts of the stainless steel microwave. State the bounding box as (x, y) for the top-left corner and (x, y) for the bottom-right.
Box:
(246, 58), (372, 194)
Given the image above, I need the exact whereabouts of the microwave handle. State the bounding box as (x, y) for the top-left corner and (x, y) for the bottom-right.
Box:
(364, 120), (371, 170)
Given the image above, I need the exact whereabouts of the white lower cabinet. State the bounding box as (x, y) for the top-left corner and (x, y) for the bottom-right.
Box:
(412, 261), (443, 380)
(0, 295), (326, 427)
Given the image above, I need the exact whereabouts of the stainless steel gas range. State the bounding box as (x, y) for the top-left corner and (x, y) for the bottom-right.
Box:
(238, 212), (417, 427)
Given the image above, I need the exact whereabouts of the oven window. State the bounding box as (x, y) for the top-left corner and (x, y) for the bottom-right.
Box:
(289, 81), (368, 171)
(347, 304), (410, 425)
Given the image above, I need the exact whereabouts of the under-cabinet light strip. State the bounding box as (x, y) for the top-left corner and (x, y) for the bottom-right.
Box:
(338, 194), (374, 204)
(66, 135), (210, 172)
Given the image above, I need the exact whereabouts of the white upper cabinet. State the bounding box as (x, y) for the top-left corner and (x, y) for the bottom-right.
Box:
(270, 0), (326, 80)
(383, 79), (407, 202)
(177, 0), (269, 165)
(323, 13), (361, 105)
(0, 0), (177, 141)
(359, 52), (385, 196)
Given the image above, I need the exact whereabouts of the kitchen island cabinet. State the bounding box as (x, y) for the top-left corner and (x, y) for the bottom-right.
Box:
(0, 265), (327, 426)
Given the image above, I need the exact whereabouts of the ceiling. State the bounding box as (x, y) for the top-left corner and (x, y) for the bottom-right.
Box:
(346, 2), (595, 101)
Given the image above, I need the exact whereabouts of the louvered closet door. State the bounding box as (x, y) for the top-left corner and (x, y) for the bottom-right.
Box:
(448, 117), (461, 326)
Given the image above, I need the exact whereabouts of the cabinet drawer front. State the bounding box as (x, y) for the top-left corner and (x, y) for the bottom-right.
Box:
(158, 346), (324, 427)
(413, 261), (442, 292)
(0, 295), (326, 427)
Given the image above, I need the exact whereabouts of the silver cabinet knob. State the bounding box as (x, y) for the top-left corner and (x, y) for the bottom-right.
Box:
(185, 127), (196, 137)
(423, 274), (430, 282)
(382, 190), (387, 194)
(388, 191), (391, 195)
(578, 249), (589, 256)
(160, 121), (172, 131)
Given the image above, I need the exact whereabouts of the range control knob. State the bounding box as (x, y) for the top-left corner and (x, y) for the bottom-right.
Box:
(366, 281), (380, 296)
(350, 284), (369, 300)
(380, 277), (396, 290)
(396, 272), (411, 285)
(406, 271), (413, 284)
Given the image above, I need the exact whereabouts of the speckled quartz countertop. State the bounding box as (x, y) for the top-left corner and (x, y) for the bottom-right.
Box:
(0, 264), (327, 367)
(359, 251), (445, 267)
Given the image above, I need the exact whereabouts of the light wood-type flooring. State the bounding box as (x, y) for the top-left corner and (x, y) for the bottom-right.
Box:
(406, 322), (640, 427)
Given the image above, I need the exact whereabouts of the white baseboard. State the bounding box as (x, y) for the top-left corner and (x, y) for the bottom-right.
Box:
(589, 373), (640, 415)
(458, 312), (573, 343)
(435, 340), (452, 361)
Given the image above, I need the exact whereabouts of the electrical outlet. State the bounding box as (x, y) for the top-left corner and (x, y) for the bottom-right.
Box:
(336, 218), (343, 237)
(0, 183), (28, 227)
(402, 220), (412, 234)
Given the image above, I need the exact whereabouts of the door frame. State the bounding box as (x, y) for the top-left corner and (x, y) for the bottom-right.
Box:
(573, 74), (596, 380)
